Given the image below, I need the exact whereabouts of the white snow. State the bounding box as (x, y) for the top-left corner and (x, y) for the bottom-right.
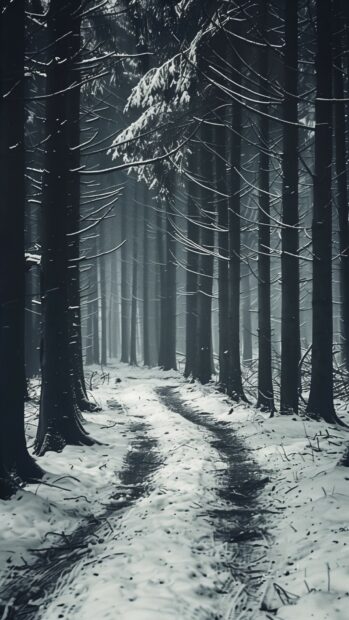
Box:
(0, 375), (130, 572)
(177, 381), (349, 620)
(1, 364), (349, 620)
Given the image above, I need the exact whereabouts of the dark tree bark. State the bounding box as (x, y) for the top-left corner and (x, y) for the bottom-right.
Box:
(242, 261), (253, 365)
(148, 204), (159, 366)
(184, 151), (200, 379)
(257, 4), (274, 413)
(0, 0), (43, 494)
(130, 184), (139, 366)
(25, 211), (40, 378)
(197, 127), (215, 384)
(333, 0), (349, 371)
(157, 202), (167, 368)
(228, 38), (246, 401)
(35, 0), (95, 455)
(120, 192), (130, 363)
(99, 243), (108, 367)
(92, 233), (100, 365)
(25, 0), (45, 381)
(307, 0), (337, 423)
(280, 0), (301, 414)
(143, 189), (151, 366)
(66, 13), (98, 411)
(84, 231), (99, 367)
(162, 172), (177, 371)
(215, 121), (230, 389)
(99, 218), (108, 368)
(110, 238), (120, 360)
(85, 296), (94, 366)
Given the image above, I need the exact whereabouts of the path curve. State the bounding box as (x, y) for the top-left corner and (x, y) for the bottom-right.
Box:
(156, 385), (270, 617)
(0, 373), (272, 620)
(0, 418), (161, 620)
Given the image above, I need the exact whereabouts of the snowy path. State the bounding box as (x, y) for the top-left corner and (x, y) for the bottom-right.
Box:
(0, 417), (161, 619)
(0, 367), (270, 620)
(155, 385), (270, 614)
(2, 366), (349, 620)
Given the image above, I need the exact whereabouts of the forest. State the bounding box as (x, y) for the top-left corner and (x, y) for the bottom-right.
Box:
(0, 0), (349, 618)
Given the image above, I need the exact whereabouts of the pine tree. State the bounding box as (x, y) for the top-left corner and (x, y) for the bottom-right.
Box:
(280, 0), (300, 414)
(307, 0), (337, 423)
(35, 0), (95, 455)
(0, 0), (43, 494)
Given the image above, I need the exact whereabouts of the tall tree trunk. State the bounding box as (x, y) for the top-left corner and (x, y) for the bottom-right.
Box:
(307, 0), (337, 422)
(85, 293), (94, 366)
(197, 127), (214, 384)
(67, 13), (98, 410)
(150, 215), (159, 366)
(280, 0), (300, 414)
(333, 0), (349, 371)
(35, 0), (95, 456)
(257, 4), (274, 413)
(228, 37), (246, 400)
(25, 208), (40, 378)
(157, 203), (166, 367)
(110, 243), (120, 360)
(143, 189), (151, 366)
(242, 261), (253, 365)
(99, 244), (108, 367)
(184, 151), (200, 379)
(162, 172), (177, 371)
(130, 184), (139, 366)
(215, 121), (230, 389)
(120, 192), (130, 363)
(92, 234), (100, 365)
(0, 1), (43, 494)
(25, 0), (45, 380)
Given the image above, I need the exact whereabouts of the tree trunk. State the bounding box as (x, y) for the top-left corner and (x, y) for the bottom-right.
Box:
(228, 39), (246, 400)
(184, 151), (200, 379)
(85, 293), (94, 366)
(257, 4), (274, 413)
(280, 0), (300, 414)
(130, 184), (139, 366)
(110, 242), (120, 360)
(0, 1), (43, 493)
(25, 208), (40, 378)
(92, 233), (100, 365)
(242, 261), (253, 365)
(120, 191), (130, 363)
(197, 127), (214, 384)
(333, 0), (349, 372)
(143, 188), (151, 366)
(99, 241), (108, 367)
(35, 0), (95, 456)
(307, 0), (336, 422)
(66, 14), (98, 411)
(162, 172), (177, 371)
(215, 121), (230, 389)
(157, 203), (167, 367)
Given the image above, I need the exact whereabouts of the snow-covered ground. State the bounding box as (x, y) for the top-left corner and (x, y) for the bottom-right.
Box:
(1, 364), (349, 620)
(178, 382), (349, 620)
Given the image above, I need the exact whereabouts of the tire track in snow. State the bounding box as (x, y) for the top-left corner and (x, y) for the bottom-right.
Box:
(1, 372), (271, 620)
(0, 409), (162, 620)
(48, 376), (267, 620)
(156, 385), (271, 619)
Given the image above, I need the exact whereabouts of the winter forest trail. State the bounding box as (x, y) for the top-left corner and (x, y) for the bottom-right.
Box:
(156, 387), (270, 585)
(0, 367), (270, 620)
(0, 414), (161, 620)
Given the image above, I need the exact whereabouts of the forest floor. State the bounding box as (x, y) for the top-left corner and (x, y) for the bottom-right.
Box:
(0, 365), (349, 620)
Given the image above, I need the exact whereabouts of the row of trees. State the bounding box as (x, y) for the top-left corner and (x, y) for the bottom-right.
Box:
(1, 0), (349, 499)
(0, 0), (108, 498)
(106, 0), (349, 429)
